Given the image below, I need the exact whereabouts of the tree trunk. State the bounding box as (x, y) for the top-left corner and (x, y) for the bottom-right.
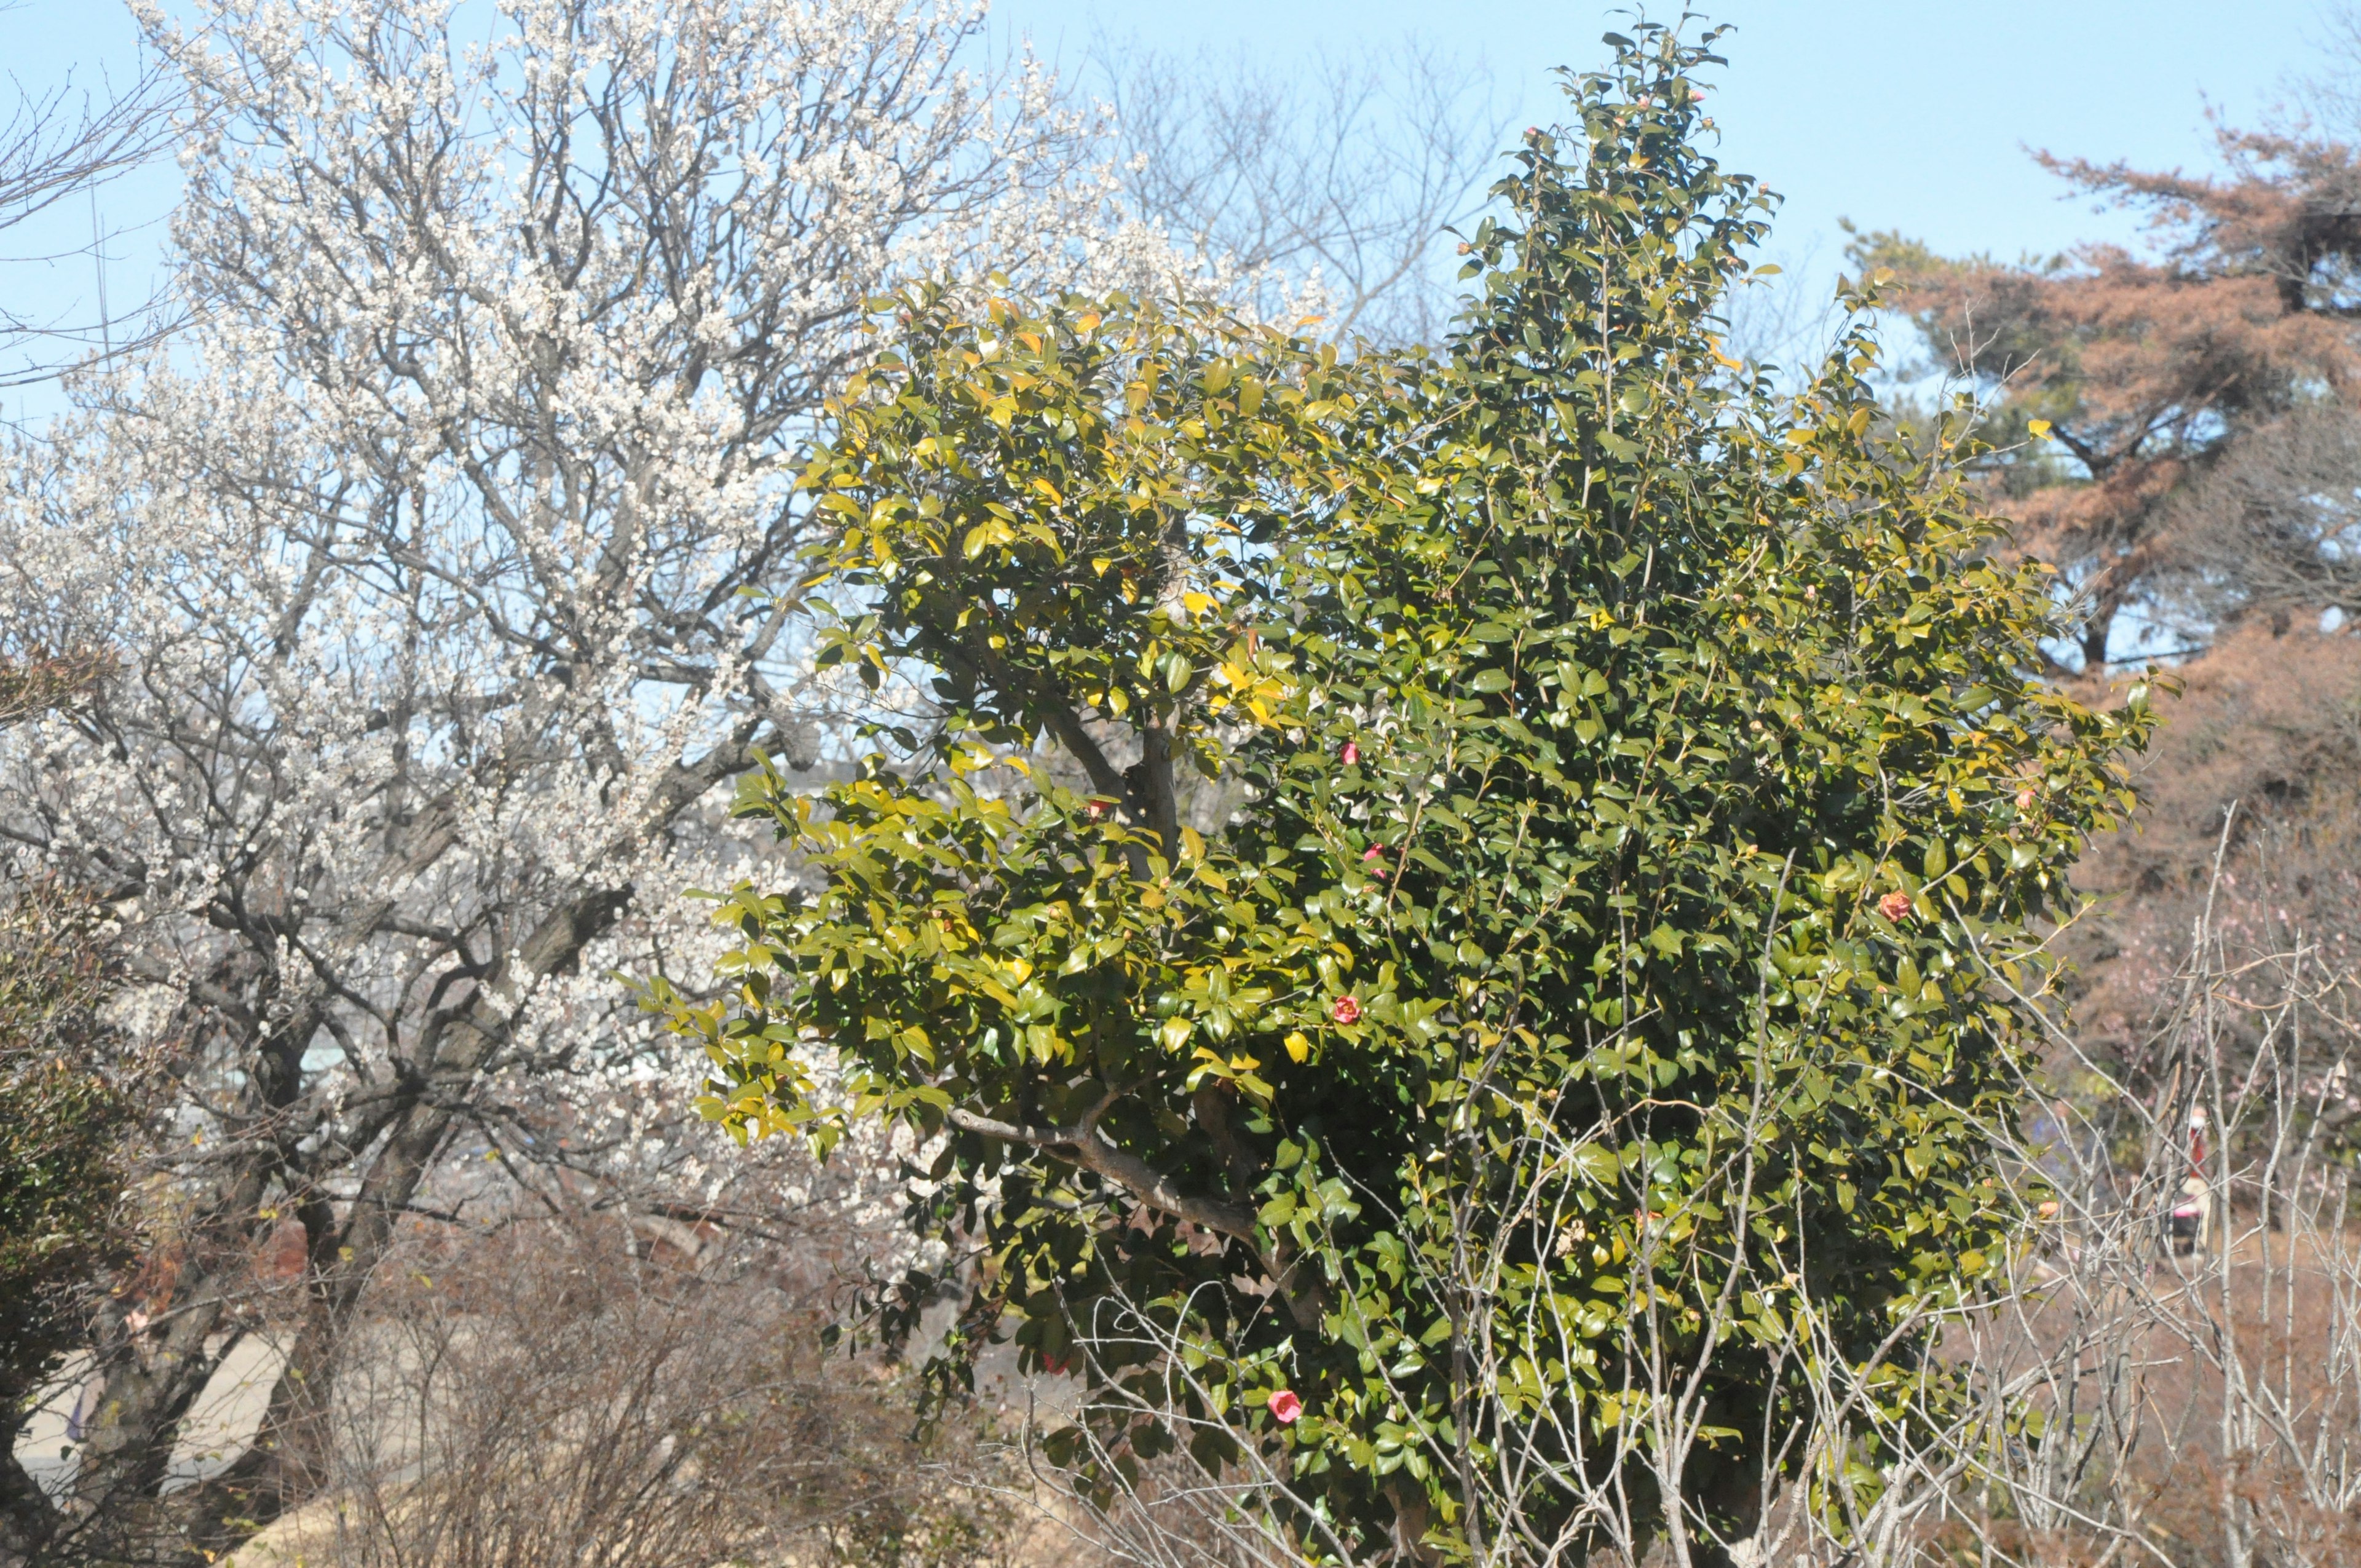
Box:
(207, 1095), (451, 1526)
(0, 1441), (58, 1566)
(2081, 603), (2116, 671)
(188, 884), (633, 1539)
(65, 994), (322, 1540)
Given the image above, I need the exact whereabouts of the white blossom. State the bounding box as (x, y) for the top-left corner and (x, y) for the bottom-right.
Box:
(0, 0), (1185, 1508)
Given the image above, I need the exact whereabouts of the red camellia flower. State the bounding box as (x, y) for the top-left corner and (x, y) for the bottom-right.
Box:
(1339, 741), (1360, 766)
(1329, 996), (1362, 1026)
(1268, 1389), (1303, 1424)
(1877, 891), (1913, 922)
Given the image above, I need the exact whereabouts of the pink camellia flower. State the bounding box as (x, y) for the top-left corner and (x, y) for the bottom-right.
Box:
(1877, 891), (1913, 923)
(2015, 786), (2038, 812)
(1363, 845), (1384, 860)
(1340, 741), (1360, 766)
(1268, 1390), (1303, 1424)
(1330, 996), (1362, 1026)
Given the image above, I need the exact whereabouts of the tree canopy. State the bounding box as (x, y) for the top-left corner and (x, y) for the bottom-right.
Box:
(660, 26), (2151, 1562)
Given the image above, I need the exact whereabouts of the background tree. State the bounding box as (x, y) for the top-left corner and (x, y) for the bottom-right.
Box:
(0, 54), (175, 382)
(665, 26), (2149, 1565)
(1091, 34), (1509, 344)
(1858, 38), (2361, 1101)
(1856, 105), (2361, 671)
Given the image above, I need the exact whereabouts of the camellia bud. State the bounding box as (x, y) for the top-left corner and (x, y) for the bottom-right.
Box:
(1340, 741), (1360, 766)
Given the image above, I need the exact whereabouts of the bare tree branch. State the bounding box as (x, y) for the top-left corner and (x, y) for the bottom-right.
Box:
(1096, 34), (1508, 344)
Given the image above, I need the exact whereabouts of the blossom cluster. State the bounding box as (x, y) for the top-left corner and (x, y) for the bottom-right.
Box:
(0, 0), (1203, 1390)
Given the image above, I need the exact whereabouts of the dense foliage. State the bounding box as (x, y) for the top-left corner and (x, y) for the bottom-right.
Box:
(662, 28), (2152, 1560)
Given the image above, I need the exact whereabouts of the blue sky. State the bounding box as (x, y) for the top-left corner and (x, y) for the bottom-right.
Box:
(0, 0), (2337, 397)
(996, 0), (2329, 271)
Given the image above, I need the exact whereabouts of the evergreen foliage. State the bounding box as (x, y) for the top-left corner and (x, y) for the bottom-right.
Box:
(658, 26), (2152, 1558)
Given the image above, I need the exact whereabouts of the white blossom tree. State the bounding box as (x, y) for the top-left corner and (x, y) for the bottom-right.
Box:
(0, 0), (1177, 1545)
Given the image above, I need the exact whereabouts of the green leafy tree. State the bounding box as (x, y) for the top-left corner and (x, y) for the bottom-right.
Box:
(656, 25), (2151, 1563)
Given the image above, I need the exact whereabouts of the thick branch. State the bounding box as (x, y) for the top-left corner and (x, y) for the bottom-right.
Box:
(943, 1106), (1257, 1240)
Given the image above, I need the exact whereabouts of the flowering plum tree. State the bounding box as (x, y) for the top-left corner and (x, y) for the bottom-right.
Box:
(669, 26), (2154, 1566)
(0, 0), (1173, 1543)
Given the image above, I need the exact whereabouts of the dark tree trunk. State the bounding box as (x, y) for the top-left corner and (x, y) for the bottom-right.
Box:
(2081, 603), (2116, 671)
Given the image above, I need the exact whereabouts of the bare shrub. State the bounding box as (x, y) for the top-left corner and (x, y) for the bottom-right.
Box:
(1948, 814), (2361, 1568)
(239, 1213), (1033, 1568)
